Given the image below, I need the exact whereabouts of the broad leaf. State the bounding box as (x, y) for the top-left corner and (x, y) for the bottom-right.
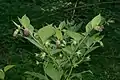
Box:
(26, 78), (33, 80)
(51, 49), (62, 55)
(4, 65), (15, 72)
(58, 21), (66, 30)
(91, 14), (105, 28)
(24, 37), (43, 50)
(55, 29), (63, 40)
(44, 63), (63, 80)
(25, 71), (48, 80)
(18, 15), (30, 28)
(73, 22), (83, 32)
(85, 21), (92, 32)
(85, 37), (94, 48)
(92, 33), (104, 42)
(62, 46), (73, 54)
(70, 73), (82, 80)
(27, 24), (34, 35)
(37, 25), (55, 43)
(0, 69), (5, 80)
(65, 30), (83, 42)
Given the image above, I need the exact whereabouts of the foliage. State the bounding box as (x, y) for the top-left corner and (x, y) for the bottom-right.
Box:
(0, 65), (15, 80)
(13, 14), (105, 80)
(0, 0), (120, 80)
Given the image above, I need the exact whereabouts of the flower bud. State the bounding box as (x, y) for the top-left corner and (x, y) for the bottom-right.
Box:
(73, 40), (77, 45)
(45, 40), (50, 46)
(94, 25), (104, 32)
(59, 54), (62, 58)
(56, 40), (61, 48)
(13, 29), (19, 37)
(41, 52), (46, 59)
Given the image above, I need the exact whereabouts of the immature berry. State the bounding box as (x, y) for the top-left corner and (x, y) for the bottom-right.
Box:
(23, 28), (29, 36)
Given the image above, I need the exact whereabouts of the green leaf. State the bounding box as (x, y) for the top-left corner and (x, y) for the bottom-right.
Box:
(51, 49), (62, 55)
(37, 24), (55, 43)
(55, 29), (63, 40)
(12, 21), (21, 29)
(26, 78), (33, 80)
(18, 15), (30, 28)
(58, 21), (66, 30)
(85, 21), (92, 32)
(25, 71), (48, 80)
(98, 41), (104, 47)
(62, 46), (73, 54)
(4, 65), (15, 72)
(27, 24), (34, 35)
(92, 33), (104, 42)
(65, 30), (83, 42)
(44, 63), (62, 80)
(73, 22), (83, 32)
(85, 46), (100, 56)
(91, 14), (105, 28)
(24, 37), (43, 50)
(0, 69), (5, 80)
(86, 37), (94, 48)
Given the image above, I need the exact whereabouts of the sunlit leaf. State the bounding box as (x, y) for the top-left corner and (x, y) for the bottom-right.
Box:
(91, 14), (105, 28)
(37, 24), (55, 43)
(0, 69), (5, 80)
(58, 21), (66, 30)
(4, 65), (15, 72)
(85, 21), (92, 32)
(62, 46), (73, 54)
(18, 15), (30, 28)
(44, 63), (63, 80)
(24, 37), (43, 50)
(27, 24), (34, 35)
(25, 71), (48, 80)
(55, 29), (63, 40)
(65, 30), (83, 41)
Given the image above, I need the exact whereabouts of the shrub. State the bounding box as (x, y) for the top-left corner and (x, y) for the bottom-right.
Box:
(13, 14), (106, 80)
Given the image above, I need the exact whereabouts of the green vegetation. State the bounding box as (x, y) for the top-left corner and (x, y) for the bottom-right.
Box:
(0, 0), (120, 80)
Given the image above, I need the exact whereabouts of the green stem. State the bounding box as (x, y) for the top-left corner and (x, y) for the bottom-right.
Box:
(65, 1), (120, 11)
(66, 66), (73, 80)
(71, 0), (79, 20)
(76, 42), (96, 65)
(45, 46), (60, 69)
(75, 33), (89, 52)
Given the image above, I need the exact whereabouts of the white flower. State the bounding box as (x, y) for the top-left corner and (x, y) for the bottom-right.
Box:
(41, 52), (46, 59)
(36, 60), (39, 65)
(35, 53), (39, 57)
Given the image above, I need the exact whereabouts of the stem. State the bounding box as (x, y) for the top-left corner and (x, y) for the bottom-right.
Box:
(76, 41), (96, 65)
(65, 1), (120, 11)
(45, 46), (60, 69)
(31, 35), (59, 69)
(75, 33), (89, 52)
(71, 0), (79, 20)
(31, 35), (44, 50)
(66, 66), (73, 80)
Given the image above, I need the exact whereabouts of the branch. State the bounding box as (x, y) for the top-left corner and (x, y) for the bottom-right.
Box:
(65, 1), (120, 11)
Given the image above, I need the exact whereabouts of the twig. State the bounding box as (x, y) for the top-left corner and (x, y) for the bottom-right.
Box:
(65, 1), (120, 11)
(71, 0), (79, 20)
(92, 55), (120, 58)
